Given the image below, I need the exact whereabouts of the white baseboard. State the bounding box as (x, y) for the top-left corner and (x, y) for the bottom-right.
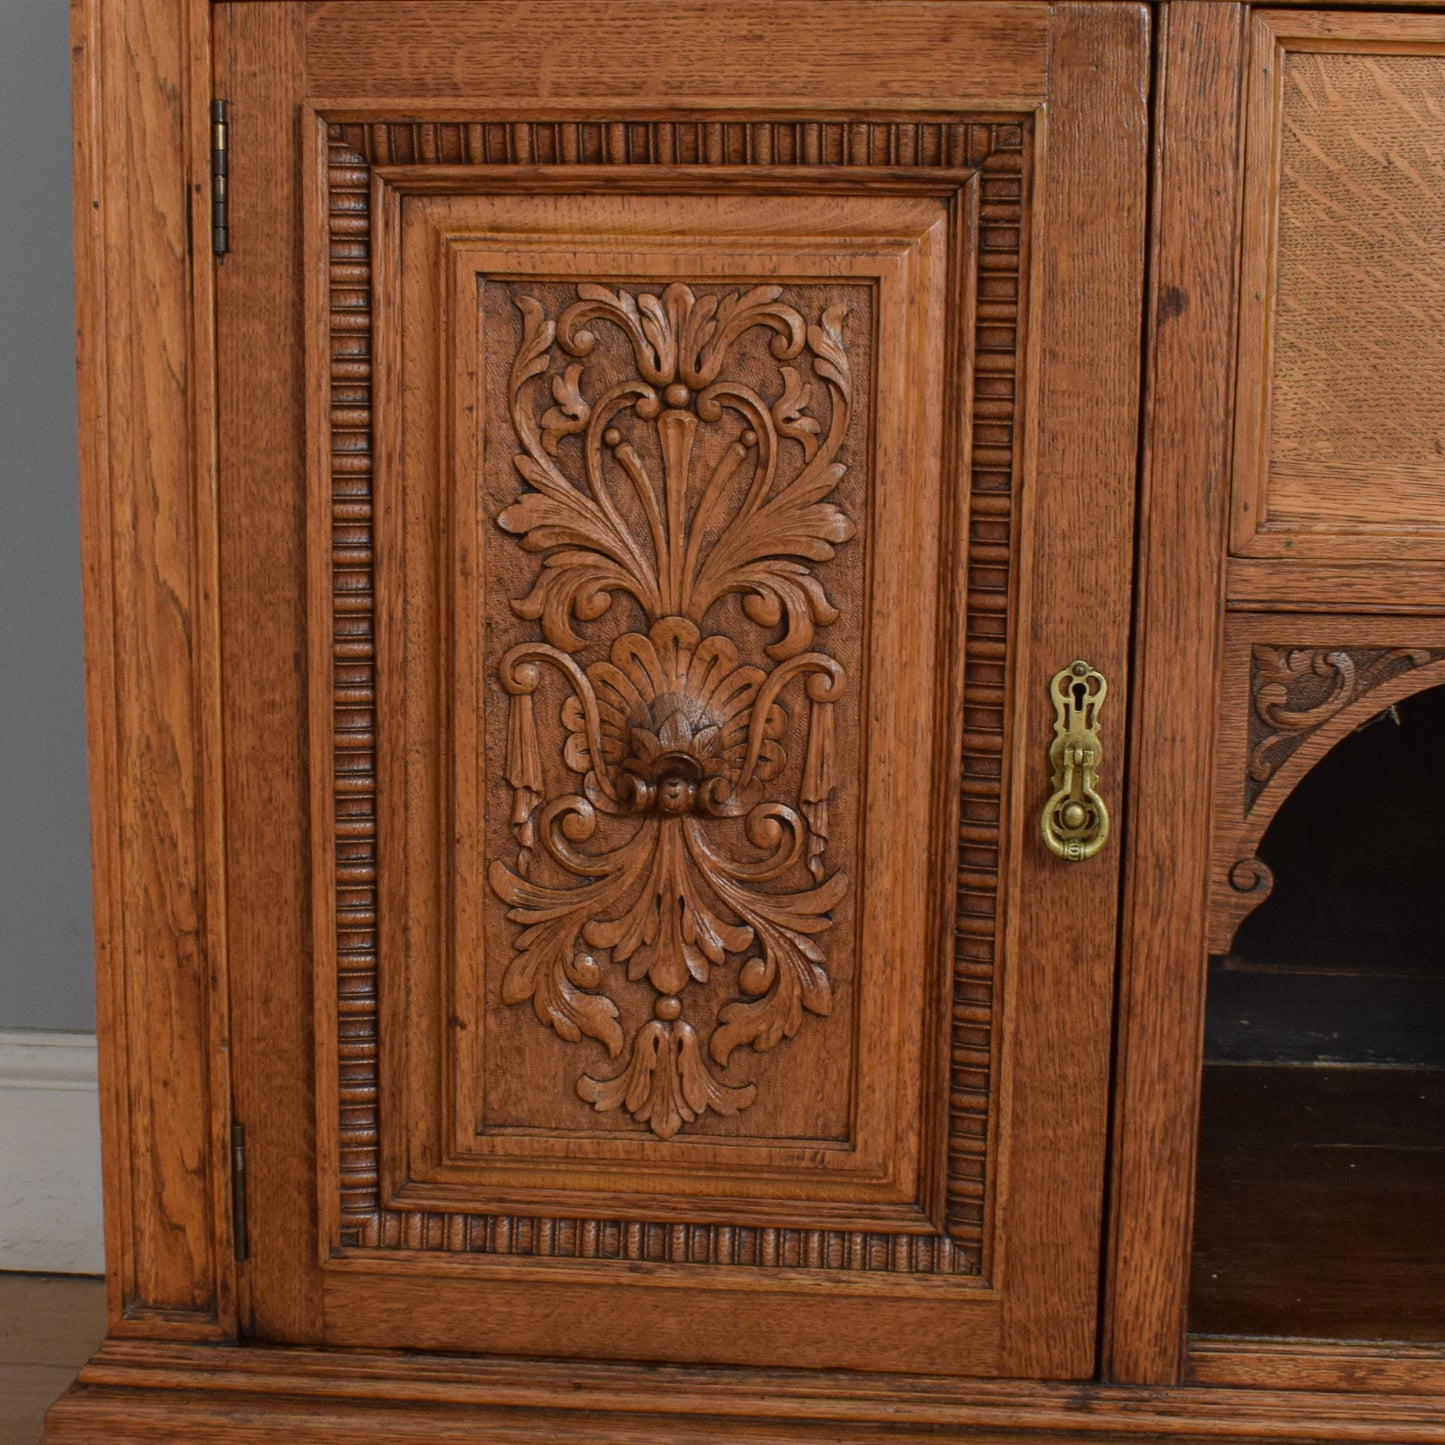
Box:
(0, 1031), (104, 1275)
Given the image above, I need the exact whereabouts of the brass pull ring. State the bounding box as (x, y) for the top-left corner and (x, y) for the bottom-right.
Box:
(1041, 660), (1109, 861)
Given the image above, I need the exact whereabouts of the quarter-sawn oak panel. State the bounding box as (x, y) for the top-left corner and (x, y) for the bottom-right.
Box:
(1232, 12), (1445, 561)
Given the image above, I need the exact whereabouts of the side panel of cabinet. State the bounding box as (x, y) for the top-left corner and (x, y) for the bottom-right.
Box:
(218, 0), (1147, 1380)
(70, 0), (234, 1338)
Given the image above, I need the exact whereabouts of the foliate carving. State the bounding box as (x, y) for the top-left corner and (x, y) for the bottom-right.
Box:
(490, 282), (854, 1138)
(1246, 646), (1445, 809)
(326, 115), (1029, 1272)
(1210, 641), (1445, 952)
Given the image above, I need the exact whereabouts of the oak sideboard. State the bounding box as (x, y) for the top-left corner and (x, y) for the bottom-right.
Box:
(49, 1), (1445, 1438)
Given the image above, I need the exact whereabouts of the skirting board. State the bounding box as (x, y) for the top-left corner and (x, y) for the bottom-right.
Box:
(0, 1031), (104, 1275)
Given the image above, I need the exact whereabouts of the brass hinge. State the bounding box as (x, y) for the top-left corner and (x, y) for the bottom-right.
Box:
(211, 99), (229, 256)
(230, 1121), (249, 1262)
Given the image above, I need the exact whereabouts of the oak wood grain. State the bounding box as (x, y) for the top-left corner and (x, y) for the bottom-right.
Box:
(997, 0), (1149, 1379)
(214, 0), (323, 1346)
(1104, 0), (1246, 1387)
(1189, 1338), (1445, 1397)
(47, 1337), (1445, 1443)
(69, 0), (231, 1337)
(206, 0), (1150, 1385)
(70, 0), (1445, 1437)
(1227, 557), (1445, 612)
(1232, 11), (1445, 565)
(302, 1), (1051, 110)
(322, 1269), (1003, 1375)
(342, 164), (1011, 1271)
(310, 124), (1028, 1284)
(397, 198), (937, 1194)
(304, 127), (1019, 1363)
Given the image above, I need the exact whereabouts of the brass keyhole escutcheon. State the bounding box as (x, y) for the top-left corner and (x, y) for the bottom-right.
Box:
(1041, 661), (1109, 861)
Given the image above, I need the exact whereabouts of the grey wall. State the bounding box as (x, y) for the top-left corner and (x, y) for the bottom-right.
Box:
(0, 0), (96, 1032)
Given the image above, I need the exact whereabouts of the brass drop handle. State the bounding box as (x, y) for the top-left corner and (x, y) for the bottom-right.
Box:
(1041, 660), (1109, 861)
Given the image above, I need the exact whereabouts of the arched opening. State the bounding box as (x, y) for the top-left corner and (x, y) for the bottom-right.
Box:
(1190, 683), (1445, 1342)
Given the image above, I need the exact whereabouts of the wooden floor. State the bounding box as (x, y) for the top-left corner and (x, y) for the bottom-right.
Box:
(0, 1275), (105, 1445)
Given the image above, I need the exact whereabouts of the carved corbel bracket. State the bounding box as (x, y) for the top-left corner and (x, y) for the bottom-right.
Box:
(1208, 636), (1445, 954)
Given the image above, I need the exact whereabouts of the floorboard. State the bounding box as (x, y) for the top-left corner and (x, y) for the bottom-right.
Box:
(0, 1275), (105, 1445)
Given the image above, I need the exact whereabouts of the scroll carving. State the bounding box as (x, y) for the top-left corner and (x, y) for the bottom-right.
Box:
(1246, 645), (1445, 809)
(1210, 640), (1445, 955)
(1221, 855), (1276, 936)
(489, 283), (853, 1138)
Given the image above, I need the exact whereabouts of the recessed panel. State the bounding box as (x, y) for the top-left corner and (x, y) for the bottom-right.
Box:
(383, 188), (956, 1217)
(1234, 19), (1445, 558)
(470, 273), (874, 1150)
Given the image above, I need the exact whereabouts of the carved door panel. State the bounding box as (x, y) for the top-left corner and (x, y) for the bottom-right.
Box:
(216, 1), (1147, 1378)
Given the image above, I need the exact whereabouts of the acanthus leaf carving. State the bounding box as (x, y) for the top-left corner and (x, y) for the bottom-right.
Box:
(1211, 644), (1445, 955)
(490, 281), (856, 1138)
(1246, 645), (1445, 808)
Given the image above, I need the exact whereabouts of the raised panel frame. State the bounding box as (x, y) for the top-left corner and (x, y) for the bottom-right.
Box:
(403, 198), (937, 1209)
(309, 116), (1031, 1280)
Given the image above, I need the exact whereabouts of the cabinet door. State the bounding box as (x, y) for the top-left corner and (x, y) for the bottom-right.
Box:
(216, 0), (1146, 1378)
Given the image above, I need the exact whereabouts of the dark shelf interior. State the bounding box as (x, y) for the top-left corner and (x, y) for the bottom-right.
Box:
(1189, 685), (1445, 1345)
(1191, 1063), (1445, 1342)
